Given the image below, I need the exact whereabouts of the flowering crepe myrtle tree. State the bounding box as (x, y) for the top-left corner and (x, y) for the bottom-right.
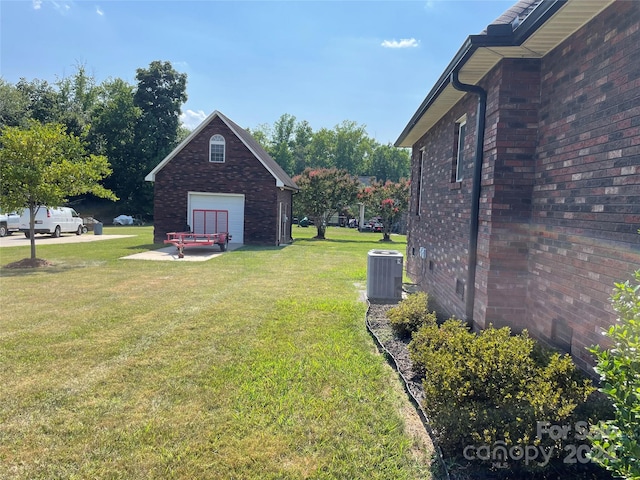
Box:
(292, 167), (359, 239)
(359, 179), (410, 241)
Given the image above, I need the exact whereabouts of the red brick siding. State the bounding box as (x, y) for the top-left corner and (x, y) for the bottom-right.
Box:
(153, 117), (287, 245)
(406, 94), (479, 322)
(407, 1), (640, 373)
(478, 58), (541, 331)
(526, 0), (640, 371)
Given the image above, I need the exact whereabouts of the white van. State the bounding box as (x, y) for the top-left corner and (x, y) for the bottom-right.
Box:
(19, 206), (85, 238)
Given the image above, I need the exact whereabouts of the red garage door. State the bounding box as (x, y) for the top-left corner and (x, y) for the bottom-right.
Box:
(192, 209), (228, 235)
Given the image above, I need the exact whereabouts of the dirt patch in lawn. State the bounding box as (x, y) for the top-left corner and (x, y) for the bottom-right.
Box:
(3, 258), (54, 269)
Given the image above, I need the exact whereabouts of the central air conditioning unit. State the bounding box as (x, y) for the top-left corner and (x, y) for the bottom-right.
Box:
(367, 249), (403, 302)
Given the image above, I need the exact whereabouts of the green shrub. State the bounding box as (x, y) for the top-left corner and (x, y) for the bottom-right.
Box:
(385, 292), (436, 337)
(409, 319), (596, 469)
(588, 269), (640, 479)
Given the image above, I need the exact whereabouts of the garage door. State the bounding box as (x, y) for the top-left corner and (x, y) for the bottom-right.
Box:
(188, 192), (244, 244)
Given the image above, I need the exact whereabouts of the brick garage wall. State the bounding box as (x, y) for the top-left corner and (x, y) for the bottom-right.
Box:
(526, 0), (640, 371)
(406, 95), (480, 322)
(153, 116), (278, 245)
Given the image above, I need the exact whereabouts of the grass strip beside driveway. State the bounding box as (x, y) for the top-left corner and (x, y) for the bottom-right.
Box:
(0, 227), (434, 479)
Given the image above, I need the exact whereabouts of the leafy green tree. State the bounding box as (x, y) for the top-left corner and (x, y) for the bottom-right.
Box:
(15, 78), (61, 125)
(88, 78), (141, 205)
(292, 120), (313, 174)
(0, 121), (117, 260)
(133, 60), (187, 214)
(588, 269), (640, 479)
(307, 127), (335, 170)
(369, 143), (411, 182)
(270, 113), (297, 175)
(358, 179), (410, 241)
(292, 168), (359, 239)
(246, 123), (272, 150)
(0, 78), (29, 127)
(334, 120), (371, 175)
(56, 64), (100, 137)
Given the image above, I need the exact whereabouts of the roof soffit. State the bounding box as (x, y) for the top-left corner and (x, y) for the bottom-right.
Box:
(396, 0), (615, 147)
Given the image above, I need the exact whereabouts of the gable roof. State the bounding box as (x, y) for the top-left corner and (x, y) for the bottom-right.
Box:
(395, 0), (615, 148)
(145, 110), (299, 190)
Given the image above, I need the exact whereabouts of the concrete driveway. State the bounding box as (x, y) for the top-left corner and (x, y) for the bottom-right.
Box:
(0, 233), (134, 248)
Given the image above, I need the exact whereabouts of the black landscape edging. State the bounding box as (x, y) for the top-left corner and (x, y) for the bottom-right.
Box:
(365, 301), (451, 480)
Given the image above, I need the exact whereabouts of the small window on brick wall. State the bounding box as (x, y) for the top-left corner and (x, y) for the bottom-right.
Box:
(452, 115), (467, 183)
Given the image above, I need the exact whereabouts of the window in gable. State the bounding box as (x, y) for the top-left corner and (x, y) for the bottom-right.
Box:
(210, 134), (225, 163)
(452, 115), (467, 182)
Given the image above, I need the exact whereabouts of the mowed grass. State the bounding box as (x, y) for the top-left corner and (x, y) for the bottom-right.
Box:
(0, 227), (435, 479)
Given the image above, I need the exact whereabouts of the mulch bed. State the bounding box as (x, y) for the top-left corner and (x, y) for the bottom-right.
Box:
(365, 302), (614, 480)
(3, 258), (53, 269)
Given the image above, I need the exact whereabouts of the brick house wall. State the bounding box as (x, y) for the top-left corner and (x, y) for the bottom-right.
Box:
(153, 116), (291, 245)
(407, 93), (479, 321)
(525, 0), (640, 370)
(406, 0), (640, 372)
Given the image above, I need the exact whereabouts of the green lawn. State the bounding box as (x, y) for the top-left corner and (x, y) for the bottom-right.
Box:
(0, 226), (436, 479)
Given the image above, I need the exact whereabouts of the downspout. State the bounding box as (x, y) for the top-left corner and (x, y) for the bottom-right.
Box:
(450, 70), (487, 328)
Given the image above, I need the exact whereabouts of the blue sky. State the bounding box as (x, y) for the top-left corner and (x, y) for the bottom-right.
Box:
(1, 0), (514, 144)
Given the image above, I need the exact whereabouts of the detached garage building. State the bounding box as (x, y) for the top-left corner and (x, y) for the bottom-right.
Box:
(146, 111), (298, 246)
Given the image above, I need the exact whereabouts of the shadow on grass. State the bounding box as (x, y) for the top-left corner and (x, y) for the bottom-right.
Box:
(126, 243), (167, 251)
(294, 237), (405, 245)
(0, 260), (106, 277)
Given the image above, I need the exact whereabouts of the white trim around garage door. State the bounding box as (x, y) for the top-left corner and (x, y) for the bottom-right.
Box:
(187, 192), (245, 244)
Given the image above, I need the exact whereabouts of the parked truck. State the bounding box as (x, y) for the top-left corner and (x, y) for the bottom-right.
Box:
(0, 211), (20, 237)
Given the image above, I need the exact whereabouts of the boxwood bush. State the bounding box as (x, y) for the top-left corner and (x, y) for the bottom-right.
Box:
(385, 291), (436, 337)
(409, 319), (596, 470)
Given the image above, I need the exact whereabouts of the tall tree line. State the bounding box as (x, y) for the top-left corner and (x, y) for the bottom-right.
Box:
(0, 61), (188, 216)
(1, 65), (409, 217)
(247, 114), (410, 182)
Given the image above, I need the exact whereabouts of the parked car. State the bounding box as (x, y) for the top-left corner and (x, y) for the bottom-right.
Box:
(362, 218), (383, 232)
(82, 216), (101, 232)
(0, 211), (20, 237)
(113, 214), (145, 226)
(113, 214), (134, 225)
(18, 206), (84, 238)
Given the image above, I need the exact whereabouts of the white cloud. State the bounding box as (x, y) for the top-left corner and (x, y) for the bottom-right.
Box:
(96, 6), (104, 16)
(180, 109), (207, 131)
(32, 0), (43, 9)
(381, 38), (419, 49)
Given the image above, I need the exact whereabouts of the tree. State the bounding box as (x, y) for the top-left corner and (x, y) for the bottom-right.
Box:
(56, 64), (100, 137)
(0, 121), (117, 261)
(15, 78), (61, 125)
(292, 168), (359, 239)
(306, 127), (335, 170)
(88, 78), (141, 203)
(359, 179), (410, 241)
(368, 143), (411, 182)
(334, 120), (372, 175)
(0, 78), (29, 128)
(133, 60), (187, 214)
(292, 120), (313, 174)
(270, 113), (297, 175)
(588, 269), (640, 479)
